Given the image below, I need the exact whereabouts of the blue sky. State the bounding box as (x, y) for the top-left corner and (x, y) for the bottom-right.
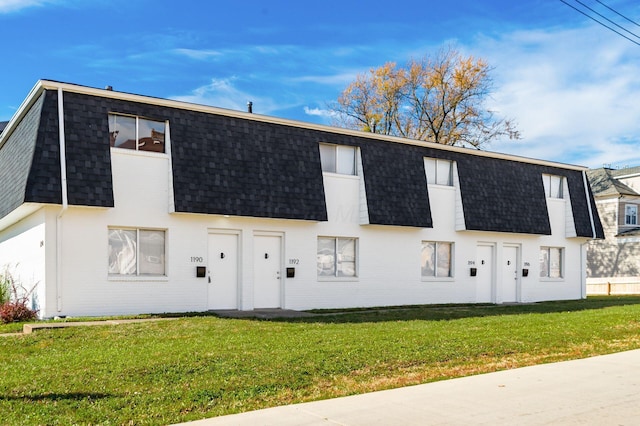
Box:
(1, 0), (639, 168)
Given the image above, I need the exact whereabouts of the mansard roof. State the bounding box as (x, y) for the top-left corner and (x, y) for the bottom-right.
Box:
(0, 80), (604, 239)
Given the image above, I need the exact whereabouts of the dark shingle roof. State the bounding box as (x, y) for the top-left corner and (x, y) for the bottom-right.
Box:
(0, 121), (8, 136)
(0, 86), (605, 239)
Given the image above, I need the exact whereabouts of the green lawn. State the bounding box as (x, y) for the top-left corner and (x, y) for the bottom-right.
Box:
(1, 296), (640, 425)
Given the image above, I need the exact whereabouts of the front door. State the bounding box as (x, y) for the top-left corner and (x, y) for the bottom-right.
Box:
(207, 233), (239, 310)
(253, 234), (282, 308)
(476, 244), (494, 303)
(501, 245), (519, 302)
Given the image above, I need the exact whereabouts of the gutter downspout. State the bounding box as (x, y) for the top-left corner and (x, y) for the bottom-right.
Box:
(582, 170), (597, 239)
(581, 170), (597, 300)
(56, 88), (68, 312)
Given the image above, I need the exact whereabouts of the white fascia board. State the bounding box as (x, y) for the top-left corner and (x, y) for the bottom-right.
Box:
(8, 79), (587, 172)
(0, 203), (43, 233)
(613, 172), (640, 179)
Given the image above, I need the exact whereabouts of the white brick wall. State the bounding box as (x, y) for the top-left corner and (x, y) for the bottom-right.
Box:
(0, 148), (589, 317)
(0, 209), (47, 315)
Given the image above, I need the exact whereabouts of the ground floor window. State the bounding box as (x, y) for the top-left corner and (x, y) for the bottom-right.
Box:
(539, 247), (563, 278)
(108, 228), (166, 276)
(421, 241), (453, 278)
(317, 237), (357, 278)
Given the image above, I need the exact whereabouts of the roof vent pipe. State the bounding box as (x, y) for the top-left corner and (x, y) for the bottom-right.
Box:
(105, 85), (113, 91)
(247, 101), (253, 113)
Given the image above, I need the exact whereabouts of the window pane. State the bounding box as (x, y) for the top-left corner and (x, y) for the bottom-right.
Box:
(551, 175), (563, 198)
(436, 160), (452, 186)
(336, 145), (356, 175)
(626, 205), (637, 225)
(436, 242), (452, 277)
(421, 242), (436, 277)
(337, 238), (356, 277)
(108, 229), (137, 275)
(319, 144), (336, 173)
(539, 249), (549, 278)
(424, 158), (436, 185)
(138, 119), (166, 153)
(542, 175), (550, 197)
(549, 248), (562, 278)
(317, 237), (336, 276)
(139, 230), (165, 275)
(109, 115), (136, 150)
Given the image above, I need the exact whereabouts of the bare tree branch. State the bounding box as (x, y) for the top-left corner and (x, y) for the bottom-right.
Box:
(329, 46), (521, 149)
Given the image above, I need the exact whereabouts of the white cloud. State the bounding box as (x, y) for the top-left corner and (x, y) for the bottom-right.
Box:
(172, 48), (222, 60)
(0, 0), (45, 13)
(293, 72), (360, 87)
(170, 78), (279, 114)
(303, 106), (336, 119)
(472, 24), (640, 168)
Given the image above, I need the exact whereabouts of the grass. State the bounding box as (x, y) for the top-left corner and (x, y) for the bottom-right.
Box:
(1, 296), (640, 425)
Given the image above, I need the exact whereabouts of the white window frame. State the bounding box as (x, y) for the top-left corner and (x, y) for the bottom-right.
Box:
(542, 174), (564, 199)
(424, 158), (453, 186)
(319, 143), (357, 176)
(539, 246), (564, 280)
(109, 113), (167, 154)
(108, 228), (167, 277)
(317, 236), (358, 280)
(421, 241), (454, 279)
(625, 204), (638, 226)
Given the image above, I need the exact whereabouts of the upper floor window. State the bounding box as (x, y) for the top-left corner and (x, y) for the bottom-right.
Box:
(625, 204), (638, 225)
(319, 144), (356, 175)
(108, 228), (166, 276)
(421, 241), (453, 278)
(109, 113), (166, 153)
(424, 158), (453, 186)
(539, 247), (563, 279)
(542, 174), (564, 199)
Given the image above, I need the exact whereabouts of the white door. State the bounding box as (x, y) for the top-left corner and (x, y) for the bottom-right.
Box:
(502, 245), (519, 302)
(476, 244), (494, 303)
(207, 233), (239, 309)
(253, 234), (282, 308)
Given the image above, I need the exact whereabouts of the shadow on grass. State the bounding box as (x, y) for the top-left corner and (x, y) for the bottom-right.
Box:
(0, 392), (113, 401)
(209, 296), (640, 324)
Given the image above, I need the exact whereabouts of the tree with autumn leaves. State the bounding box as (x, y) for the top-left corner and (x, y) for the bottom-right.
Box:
(330, 47), (520, 149)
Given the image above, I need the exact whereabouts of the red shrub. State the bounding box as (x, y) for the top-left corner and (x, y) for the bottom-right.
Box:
(0, 301), (38, 324)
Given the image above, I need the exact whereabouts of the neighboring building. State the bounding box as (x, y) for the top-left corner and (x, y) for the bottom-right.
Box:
(587, 167), (640, 294)
(0, 121), (8, 136)
(0, 80), (603, 318)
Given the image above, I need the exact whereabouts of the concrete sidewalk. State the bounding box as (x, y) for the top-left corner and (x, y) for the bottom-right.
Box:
(173, 349), (640, 425)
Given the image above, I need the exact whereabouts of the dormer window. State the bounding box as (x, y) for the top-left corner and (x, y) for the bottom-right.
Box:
(424, 158), (453, 186)
(542, 174), (564, 199)
(319, 143), (356, 175)
(108, 113), (166, 153)
(625, 204), (638, 225)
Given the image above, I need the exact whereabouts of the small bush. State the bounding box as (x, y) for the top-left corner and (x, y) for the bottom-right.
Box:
(0, 301), (38, 323)
(0, 265), (38, 323)
(0, 274), (9, 305)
